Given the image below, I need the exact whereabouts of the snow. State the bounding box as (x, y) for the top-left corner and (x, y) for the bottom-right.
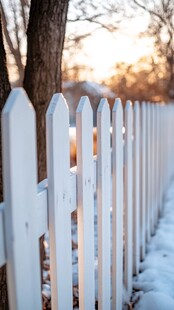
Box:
(135, 292), (174, 310)
(42, 283), (51, 299)
(63, 80), (116, 98)
(133, 178), (174, 308)
(62, 81), (75, 89)
(81, 81), (115, 98)
(42, 176), (174, 308)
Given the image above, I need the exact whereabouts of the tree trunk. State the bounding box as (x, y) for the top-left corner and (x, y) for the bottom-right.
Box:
(24, 0), (69, 181)
(0, 14), (11, 310)
(23, 0), (69, 299)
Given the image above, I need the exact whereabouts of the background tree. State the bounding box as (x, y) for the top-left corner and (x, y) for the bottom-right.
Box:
(1, 0), (122, 86)
(24, 0), (69, 181)
(108, 57), (167, 104)
(131, 0), (174, 100)
(23, 2), (70, 296)
(0, 13), (11, 310)
(0, 0), (29, 85)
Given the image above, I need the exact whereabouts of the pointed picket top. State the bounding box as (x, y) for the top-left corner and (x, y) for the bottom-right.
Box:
(76, 95), (92, 115)
(141, 101), (146, 112)
(134, 100), (140, 112)
(97, 98), (110, 114)
(125, 100), (132, 112)
(112, 97), (123, 113)
(46, 93), (69, 120)
(2, 87), (35, 116)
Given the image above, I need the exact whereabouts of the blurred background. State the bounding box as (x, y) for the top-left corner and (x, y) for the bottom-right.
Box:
(1, 0), (174, 165)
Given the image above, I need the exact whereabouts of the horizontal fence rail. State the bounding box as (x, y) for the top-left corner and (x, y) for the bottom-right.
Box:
(0, 87), (174, 309)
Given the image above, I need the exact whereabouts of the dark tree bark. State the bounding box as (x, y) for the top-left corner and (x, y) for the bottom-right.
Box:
(0, 14), (11, 310)
(24, 0), (69, 181)
(23, 0), (69, 296)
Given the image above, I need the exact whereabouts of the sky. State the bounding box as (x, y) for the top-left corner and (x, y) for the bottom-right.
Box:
(65, 12), (153, 82)
(81, 29), (153, 82)
(4, 0), (154, 84)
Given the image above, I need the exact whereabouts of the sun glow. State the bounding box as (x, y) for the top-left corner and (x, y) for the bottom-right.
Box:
(83, 32), (153, 82)
(66, 15), (154, 83)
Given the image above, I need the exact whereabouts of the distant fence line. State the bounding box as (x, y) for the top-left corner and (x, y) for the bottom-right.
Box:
(0, 87), (173, 309)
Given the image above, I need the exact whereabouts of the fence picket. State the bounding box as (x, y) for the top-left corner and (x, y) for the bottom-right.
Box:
(97, 99), (111, 310)
(133, 101), (140, 275)
(156, 105), (161, 219)
(140, 102), (146, 260)
(151, 104), (155, 235)
(153, 105), (158, 229)
(159, 106), (164, 215)
(112, 98), (123, 309)
(124, 101), (133, 299)
(1, 86), (174, 310)
(146, 103), (151, 243)
(46, 94), (73, 309)
(2, 88), (42, 310)
(76, 96), (95, 309)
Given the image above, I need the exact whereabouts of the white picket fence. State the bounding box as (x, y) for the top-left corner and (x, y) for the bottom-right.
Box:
(0, 88), (174, 310)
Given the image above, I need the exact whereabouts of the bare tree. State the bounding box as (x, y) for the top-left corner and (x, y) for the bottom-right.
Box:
(131, 0), (174, 100)
(68, 0), (121, 33)
(1, 0), (122, 85)
(24, 0), (69, 181)
(108, 57), (167, 104)
(0, 0), (29, 85)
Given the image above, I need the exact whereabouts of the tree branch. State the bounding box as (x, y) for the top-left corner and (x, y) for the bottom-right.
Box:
(0, 2), (24, 82)
(0, 3), (16, 57)
(133, 0), (167, 24)
(20, 0), (27, 31)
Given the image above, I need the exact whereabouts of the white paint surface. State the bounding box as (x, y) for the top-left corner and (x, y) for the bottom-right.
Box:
(46, 93), (73, 309)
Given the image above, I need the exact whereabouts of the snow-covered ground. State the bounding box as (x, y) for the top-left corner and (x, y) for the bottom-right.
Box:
(133, 178), (174, 309)
(43, 178), (174, 309)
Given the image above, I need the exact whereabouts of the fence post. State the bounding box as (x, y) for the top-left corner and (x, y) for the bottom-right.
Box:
(133, 101), (140, 276)
(2, 88), (42, 310)
(112, 98), (124, 309)
(124, 100), (133, 299)
(97, 99), (111, 310)
(46, 94), (73, 309)
(76, 96), (95, 309)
